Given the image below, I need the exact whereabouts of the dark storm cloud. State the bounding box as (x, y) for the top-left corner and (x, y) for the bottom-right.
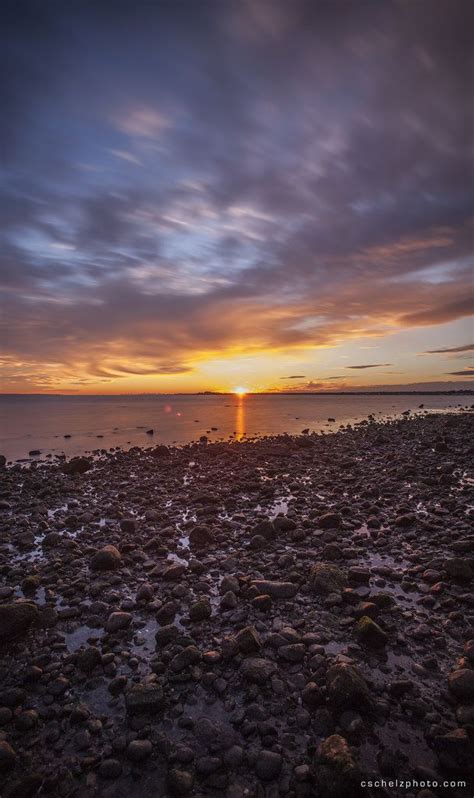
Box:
(0, 0), (473, 386)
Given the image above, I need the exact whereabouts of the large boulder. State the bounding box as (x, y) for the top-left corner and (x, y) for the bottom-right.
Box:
(316, 735), (362, 797)
(354, 616), (388, 649)
(61, 457), (91, 475)
(309, 564), (347, 595)
(90, 545), (122, 572)
(326, 663), (372, 711)
(0, 602), (39, 645)
(125, 682), (165, 716)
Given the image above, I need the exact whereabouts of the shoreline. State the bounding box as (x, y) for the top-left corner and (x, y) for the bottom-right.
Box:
(0, 414), (473, 796)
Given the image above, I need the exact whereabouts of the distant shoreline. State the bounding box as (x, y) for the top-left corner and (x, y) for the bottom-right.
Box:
(1, 391), (473, 398)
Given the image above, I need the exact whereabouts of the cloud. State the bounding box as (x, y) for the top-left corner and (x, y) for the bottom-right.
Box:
(422, 343), (474, 354)
(1, 0), (473, 391)
(346, 364), (393, 369)
(280, 375), (306, 379)
(113, 107), (170, 139)
(447, 368), (474, 376)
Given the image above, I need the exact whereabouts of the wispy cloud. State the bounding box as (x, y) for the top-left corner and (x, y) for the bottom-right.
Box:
(421, 344), (474, 354)
(346, 364), (393, 369)
(447, 368), (474, 377)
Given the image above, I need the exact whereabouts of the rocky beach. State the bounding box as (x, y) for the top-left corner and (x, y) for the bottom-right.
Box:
(0, 412), (473, 798)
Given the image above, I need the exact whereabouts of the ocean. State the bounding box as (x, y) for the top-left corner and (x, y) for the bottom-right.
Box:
(0, 393), (470, 462)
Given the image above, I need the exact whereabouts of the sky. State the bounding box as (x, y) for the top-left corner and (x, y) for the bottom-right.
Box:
(0, 0), (473, 394)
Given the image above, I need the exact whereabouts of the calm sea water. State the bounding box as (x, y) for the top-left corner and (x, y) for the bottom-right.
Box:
(0, 394), (469, 462)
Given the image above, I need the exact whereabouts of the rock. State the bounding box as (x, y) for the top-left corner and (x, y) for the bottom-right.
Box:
(321, 543), (343, 560)
(354, 616), (388, 649)
(120, 518), (136, 533)
(319, 512), (342, 529)
(136, 583), (154, 602)
(41, 531), (62, 548)
(252, 594), (273, 611)
(0, 602), (39, 644)
(235, 626), (262, 654)
(28, 449), (41, 456)
(156, 602), (179, 624)
(279, 643), (305, 662)
(155, 624), (179, 646)
(444, 558), (473, 581)
(249, 534), (266, 550)
(255, 750), (282, 781)
(126, 682), (164, 715)
(99, 758), (122, 779)
(309, 564), (346, 595)
(163, 563), (187, 580)
(167, 768), (194, 795)
(169, 645), (202, 672)
(326, 663), (372, 711)
(21, 575), (40, 594)
(464, 640), (474, 662)
(0, 455), (6, 468)
(126, 739), (153, 762)
(316, 734), (361, 797)
(189, 599), (211, 622)
(251, 580), (298, 599)
(189, 526), (214, 549)
(302, 682), (324, 709)
(394, 513), (416, 527)
(61, 457), (91, 475)
(348, 567), (370, 585)
(0, 740), (16, 771)
(434, 728), (474, 772)
(253, 520), (276, 540)
(273, 516), (297, 532)
(448, 669), (474, 703)
(220, 590), (238, 609)
(151, 445), (170, 458)
(77, 646), (102, 672)
(220, 575), (240, 594)
(105, 611), (132, 633)
(240, 657), (276, 685)
(90, 545), (121, 572)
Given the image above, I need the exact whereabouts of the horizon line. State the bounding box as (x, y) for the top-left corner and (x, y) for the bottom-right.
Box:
(1, 390), (473, 398)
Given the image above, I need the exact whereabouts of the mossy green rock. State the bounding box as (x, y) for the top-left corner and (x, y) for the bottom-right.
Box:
(354, 615), (388, 648)
(309, 563), (346, 595)
(316, 734), (363, 797)
(326, 663), (372, 711)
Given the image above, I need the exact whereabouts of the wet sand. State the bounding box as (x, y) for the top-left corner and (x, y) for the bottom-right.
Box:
(0, 413), (473, 797)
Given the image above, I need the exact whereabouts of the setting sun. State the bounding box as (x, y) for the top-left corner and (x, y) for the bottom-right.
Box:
(233, 386), (247, 396)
